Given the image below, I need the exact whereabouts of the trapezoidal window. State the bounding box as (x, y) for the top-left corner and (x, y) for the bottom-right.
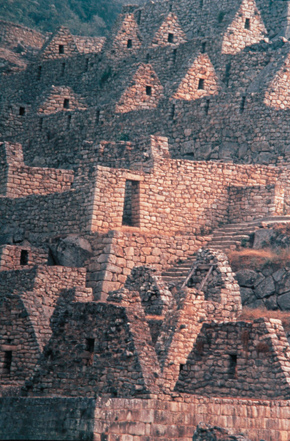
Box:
(86, 338), (95, 353)
(63, 98), (70, 109)
(201, 42), (206, 53)
(198, 78), (205, 90)
(168, 33), (174, 43)
(2, 351), (12, 375)
(240, 96), (246, 113)
(122, 180), (140, 227)
(245, 18), (250, 30)
(19, 107), (25, 116)
(20, 250), (29, 266)
(146, 85), (152, 96)
(127, 39), (132, 48)
(37, 66), (42, 80)
(59, 44), (64, 54)
(228, 354), (237, 378)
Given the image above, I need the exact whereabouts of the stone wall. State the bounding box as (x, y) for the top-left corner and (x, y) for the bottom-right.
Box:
(0, 245), (47, 271)
(175, 318), (290, 400)
(0, 20), (47, 50)
(0, 265), (89, 392)
(1, 396), (290, 441)
(90, 138), (285, 236)
(0, 142), (74, 198)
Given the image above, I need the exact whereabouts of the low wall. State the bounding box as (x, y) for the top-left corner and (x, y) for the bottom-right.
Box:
(0, 396), (289, 441)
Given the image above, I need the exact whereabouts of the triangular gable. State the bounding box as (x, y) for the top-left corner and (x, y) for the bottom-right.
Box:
(39, 26), (79, 60)
(38, 86), (87, 115)
(173, 54), (220, 101)
(222, 0), (267, 54)
(112, 13), (142, 52)
(116, 64), (164, 113)
(151, 13), (186, 47)
(264, 51), (290, 110)
(175, 318), (290, 399)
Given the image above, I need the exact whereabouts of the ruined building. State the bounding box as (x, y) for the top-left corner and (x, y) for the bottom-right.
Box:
(2, 0), (290, 440)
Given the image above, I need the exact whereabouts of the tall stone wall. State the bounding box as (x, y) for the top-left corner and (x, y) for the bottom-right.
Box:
(1, 396), (290, 441)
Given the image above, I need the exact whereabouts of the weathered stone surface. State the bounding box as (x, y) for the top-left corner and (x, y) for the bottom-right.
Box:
(192, 423), (251, 441)
(235, 269), (260, 288)
(240, 287), (255, 305)
(49, 235), (92, 267)
(277, 292), (290, 311)
(254, 276), (275, 299)
(253, 229), (276, 249)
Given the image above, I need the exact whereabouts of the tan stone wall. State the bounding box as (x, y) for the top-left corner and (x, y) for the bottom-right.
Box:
(92, 396), (290, 441)
(0, 245), (47, 271)
(1, 395), (290, 441)
(91, 150), (282, 236)
(221, 0), (268, 55)
(0, 142), (74, 198)
(0, 20), (46, 50)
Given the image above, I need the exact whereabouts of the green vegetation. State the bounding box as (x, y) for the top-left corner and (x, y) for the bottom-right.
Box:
(0, 0), (143, 36)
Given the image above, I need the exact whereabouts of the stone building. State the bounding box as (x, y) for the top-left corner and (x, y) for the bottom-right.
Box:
(2, 0), (290, 440)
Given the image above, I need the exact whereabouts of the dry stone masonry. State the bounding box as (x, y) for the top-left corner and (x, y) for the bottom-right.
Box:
(3, 0), (290, 439)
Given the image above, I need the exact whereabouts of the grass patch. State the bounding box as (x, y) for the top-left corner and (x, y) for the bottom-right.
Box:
(228, 248), (290, 272)
(240, 307), (290, 334)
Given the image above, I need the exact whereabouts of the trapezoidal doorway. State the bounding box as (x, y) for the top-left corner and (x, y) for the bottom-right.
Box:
(122, 180), (140, 227)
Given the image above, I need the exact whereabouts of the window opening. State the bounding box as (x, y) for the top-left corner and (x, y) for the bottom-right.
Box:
(127, 39), (132, 48)
(179, 364), (185, 372)
(245, 18), (250, 30)
(67, 114), (71, 129)
(96, 109), (100, 124)
(146, 85), (152, 96)
(86, 338), (95, 353)
(20, 250), (28, 266)
(122, 180), (140, 227)
(201, 42), (206, 53)
(200, 0), (204, 8)
(169, 4), (172, 12)
(59, 44), (64, 54)
(205, 99), (210, 115)
(85, 58), (89, 72)
(146, 53), (150, 63)
(2, 351), (12, 375)
(63, 98), (70, 109)
(19, 107), (25, 116)
(240, 96), (246, 113)
(61, 62), (65, 76)
(173, 48), (177, 63)
(171, 103), (175, 120)
(39, 118), (43, 131)
(198, 78), (205, 90)
(137, 10), (142, 25)
(224, 62), (231, 87)
(37, 66), (42, 80)
(168, 33), (174, 43)
(228, 354), (237, 378)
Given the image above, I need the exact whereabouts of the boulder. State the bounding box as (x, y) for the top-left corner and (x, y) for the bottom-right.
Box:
(253, 229), (275, 249)
(254, 276), (275, 298)
(49, 235), (92, 267)
(240, 287), (255, 305)
(272, 268), (286, 282)
(277, 272), (290, 294)
(245, 298), (264, 309)
(278, 292), (290, 311)
(264, 295), (277, 310)
(192, 423), (251, 440)
(235, 269), (260, 287)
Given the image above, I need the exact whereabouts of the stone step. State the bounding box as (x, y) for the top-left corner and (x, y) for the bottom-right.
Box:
(211, 235), (250, 242)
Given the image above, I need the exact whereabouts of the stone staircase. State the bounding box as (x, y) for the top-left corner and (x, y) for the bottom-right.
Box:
(161, 216), (290, 285)
(208, 215), (290, 251)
